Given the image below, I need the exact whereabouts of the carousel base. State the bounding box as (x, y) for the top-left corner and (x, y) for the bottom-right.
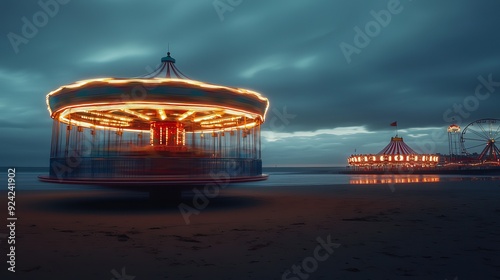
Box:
(38, 174), (268, 201)
(38, 174), (268, 188)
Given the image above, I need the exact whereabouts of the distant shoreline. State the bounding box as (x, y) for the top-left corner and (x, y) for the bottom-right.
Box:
(6, 166), (500, 176)
(5, 166), (345, 174)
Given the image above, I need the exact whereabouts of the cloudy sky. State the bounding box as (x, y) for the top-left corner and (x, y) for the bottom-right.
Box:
(1, 0), (500, 167)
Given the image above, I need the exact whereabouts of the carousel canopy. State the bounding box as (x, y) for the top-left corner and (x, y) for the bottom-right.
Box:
(45, 52), (269, 132)
(347, 136), (439, 167)
(377, 136), (417, 155)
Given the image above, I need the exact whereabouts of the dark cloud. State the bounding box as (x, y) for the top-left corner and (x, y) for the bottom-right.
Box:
(1, 0), (500, 166)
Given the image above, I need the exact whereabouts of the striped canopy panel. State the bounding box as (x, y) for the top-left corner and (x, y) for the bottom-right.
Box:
(377, 137), (417, 155)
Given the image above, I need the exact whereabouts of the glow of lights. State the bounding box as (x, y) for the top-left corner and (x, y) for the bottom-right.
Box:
(350, 176), (440, 185)
(447, 124), (461, 133)
(193, 113), (223, 123)
(77, 114), (130, 126)
(234, 122), (258, 130)
(348, 153), (439, 167)
(181, 129), (186, 145)
(46, 78), (270, 122)
(52, 102), (263, 133)
(223, 109), (255, 120)
(59, 115), (143, 132)
(177, 110), (195, 121)
(98, 121), (129, 127)
(195, 122), (259, 133)
(121, 109), (150, 120)
(199, 120), (246, 130)
(158, 109), (167, 120)
(59, 117), (132, 131)
(200, 116), (242, 125)
(84, 111), (134, 122)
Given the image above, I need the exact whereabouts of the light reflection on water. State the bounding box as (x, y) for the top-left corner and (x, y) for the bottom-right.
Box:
(349, 175), (440, 185)
(239, 173), (499, 187)
(243, 172), (500, 187)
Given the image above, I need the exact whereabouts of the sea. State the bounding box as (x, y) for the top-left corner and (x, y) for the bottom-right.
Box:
(5, 167), (500, 191)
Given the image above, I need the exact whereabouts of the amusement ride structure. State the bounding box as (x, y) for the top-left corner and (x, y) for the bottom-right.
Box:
(39, 52), (270, 192)
(447, 123), (461, 161)
(347, 119), (500, 174)
(347, 135), (439, 171)
(460, 118), (500, 163)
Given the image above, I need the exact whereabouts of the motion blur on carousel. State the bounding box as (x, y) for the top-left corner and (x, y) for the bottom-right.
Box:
(40, 51), (270, 185)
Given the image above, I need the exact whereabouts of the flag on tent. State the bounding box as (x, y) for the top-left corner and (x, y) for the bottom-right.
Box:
(390, 121), (397, 127)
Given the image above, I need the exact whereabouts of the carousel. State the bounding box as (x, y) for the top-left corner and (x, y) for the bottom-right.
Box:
(39, 52), (270, 190)
(347, 136), (439, 171)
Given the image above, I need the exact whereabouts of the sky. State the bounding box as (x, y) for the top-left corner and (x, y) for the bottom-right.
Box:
(1, 0), (500, 167)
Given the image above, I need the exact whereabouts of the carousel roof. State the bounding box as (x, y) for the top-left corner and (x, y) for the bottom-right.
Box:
(347, 135), (439, 166)
(45, 52), (269, 132)
(377, 136), (418, 155)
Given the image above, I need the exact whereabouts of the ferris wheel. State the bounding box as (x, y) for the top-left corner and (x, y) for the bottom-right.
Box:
(460, 118), (500, 162)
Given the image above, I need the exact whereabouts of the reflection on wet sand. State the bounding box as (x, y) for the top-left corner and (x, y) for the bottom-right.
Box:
(349, 175), (440, 185)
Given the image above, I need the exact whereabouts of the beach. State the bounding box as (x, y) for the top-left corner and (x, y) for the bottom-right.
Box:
(1, 173), (500, 279)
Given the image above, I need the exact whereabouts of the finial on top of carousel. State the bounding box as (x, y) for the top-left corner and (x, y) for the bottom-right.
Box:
(142, 50), (188, 79)
(161, 51), (176, 63)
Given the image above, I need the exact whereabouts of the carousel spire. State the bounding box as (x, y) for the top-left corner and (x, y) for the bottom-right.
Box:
(138, 50), (190, 79)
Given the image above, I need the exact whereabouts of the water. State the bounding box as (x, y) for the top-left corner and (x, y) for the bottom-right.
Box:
(8, 170), (499, 191)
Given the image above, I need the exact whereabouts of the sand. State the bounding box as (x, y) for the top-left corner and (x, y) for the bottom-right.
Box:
(1, 179), (500, 279)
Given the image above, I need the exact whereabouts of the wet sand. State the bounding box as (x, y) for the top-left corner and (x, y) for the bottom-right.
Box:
(1, 180), (500, 279)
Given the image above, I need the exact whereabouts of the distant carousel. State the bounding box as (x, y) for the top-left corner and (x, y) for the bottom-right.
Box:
(347, 135), (439, 171)
(39, 52), (270, 193)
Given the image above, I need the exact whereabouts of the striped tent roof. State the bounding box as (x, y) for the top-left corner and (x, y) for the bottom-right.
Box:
(377, 137), (418, 155)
